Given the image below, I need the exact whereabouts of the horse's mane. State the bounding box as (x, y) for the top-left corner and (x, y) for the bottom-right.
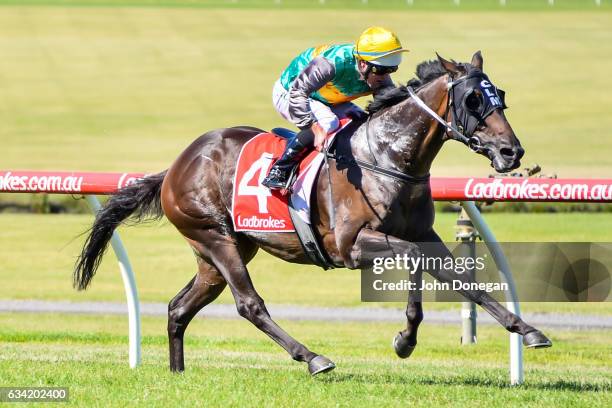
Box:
(366, 59), (467, 115)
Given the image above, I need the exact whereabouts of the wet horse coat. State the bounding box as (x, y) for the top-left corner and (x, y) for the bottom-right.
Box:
(75, 53), (551, 375)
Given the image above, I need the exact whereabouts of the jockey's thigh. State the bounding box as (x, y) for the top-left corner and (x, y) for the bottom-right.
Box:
(332, 102), (365, 118)
(309, 101), (365, 134)
(272, 80), (363, 133)
(308, 99), (340, 134)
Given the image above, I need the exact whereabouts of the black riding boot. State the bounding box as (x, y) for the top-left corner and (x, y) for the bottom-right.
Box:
(262, 129), (313, 190)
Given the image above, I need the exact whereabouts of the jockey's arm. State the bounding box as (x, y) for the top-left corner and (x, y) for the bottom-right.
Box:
(287, 56), (336, 130)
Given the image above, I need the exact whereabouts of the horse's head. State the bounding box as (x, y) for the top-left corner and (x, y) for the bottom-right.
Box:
(437, 51), (524, 172)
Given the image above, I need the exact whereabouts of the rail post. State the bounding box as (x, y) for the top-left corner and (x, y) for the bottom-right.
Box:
(455, 208), (479, 345)
(85, 195), (142, 368)
(461, 201), (523, 385)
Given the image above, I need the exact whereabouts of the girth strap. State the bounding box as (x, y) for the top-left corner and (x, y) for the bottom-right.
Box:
(287, 200), (340, 270)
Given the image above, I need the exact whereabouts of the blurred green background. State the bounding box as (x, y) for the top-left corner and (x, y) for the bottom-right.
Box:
(1, 0), (611, 177)
(0, 1), (610, 312)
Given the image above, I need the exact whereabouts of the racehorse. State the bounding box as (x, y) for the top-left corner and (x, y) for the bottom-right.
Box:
(74, 52), (552, 376)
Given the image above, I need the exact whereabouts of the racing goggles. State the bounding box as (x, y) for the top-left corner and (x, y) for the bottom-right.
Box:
(367, 63), (398, 75)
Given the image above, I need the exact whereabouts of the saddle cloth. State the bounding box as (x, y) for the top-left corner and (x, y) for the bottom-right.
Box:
(231, 119), (351, 232)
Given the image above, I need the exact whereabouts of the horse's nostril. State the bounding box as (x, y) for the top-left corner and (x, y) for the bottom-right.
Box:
(516, 146), (525, 160)
(500, 147), (514, 158)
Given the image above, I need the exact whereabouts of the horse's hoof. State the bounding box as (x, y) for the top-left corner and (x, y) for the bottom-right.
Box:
(393, 332), (416, 359)
(308, 355), (336, 376)
(523, 330), (552, 349)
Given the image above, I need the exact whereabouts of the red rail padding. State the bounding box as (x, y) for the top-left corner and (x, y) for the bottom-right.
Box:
(430, 177), (612, 203)
(2, 170), (612, 202)
(0, 170), (145, 195)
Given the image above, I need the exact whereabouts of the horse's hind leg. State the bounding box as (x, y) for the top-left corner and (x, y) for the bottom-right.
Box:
(168, 257), (226, 372)
(191, 229), (335, 376)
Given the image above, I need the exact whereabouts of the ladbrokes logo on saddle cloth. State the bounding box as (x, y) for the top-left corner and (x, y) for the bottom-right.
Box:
(231, 119), (351, 232)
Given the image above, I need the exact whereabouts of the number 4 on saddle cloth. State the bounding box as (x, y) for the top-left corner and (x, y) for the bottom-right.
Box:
(231, 118), (352, 233)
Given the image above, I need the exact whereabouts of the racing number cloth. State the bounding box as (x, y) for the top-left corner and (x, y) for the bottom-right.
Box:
(232, 119), (351, 232)
(232, 133), (310, 232)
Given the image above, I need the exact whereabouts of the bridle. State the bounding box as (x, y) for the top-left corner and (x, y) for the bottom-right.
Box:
(329, 70), (507, 186)
(407, 71), (507, 155)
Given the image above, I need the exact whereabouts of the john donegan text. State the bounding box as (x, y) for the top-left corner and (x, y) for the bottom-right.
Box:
(372, 279), (508, 293)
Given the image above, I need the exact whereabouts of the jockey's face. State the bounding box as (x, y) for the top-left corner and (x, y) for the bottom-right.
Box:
(358, 60), (394, 92)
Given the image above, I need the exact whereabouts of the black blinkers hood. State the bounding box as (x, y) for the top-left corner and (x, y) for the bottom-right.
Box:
(450, 71), (507, 137)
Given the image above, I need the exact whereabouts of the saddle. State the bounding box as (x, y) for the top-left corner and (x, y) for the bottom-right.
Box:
(231, 118), (360, 269)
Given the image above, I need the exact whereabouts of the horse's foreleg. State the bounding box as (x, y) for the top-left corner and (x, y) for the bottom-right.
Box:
(168, 258), (227, 372)
(419, 230), (552, 348)
(347, 229), (424, 358)
(192, 229), (335, 376)
(394, 267), (423, 359)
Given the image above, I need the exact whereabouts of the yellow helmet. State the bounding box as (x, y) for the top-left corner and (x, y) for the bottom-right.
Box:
(354, 26), (409, 67)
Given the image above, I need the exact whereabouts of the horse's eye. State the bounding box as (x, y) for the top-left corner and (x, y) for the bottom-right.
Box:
(464, 90), (483, 112)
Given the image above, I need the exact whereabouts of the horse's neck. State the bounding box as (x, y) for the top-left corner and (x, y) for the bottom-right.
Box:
(352, 76), (449, 177)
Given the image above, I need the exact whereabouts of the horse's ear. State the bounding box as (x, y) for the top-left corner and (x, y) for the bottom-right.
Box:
(471, 50), (483, 70)
(436, 52), (461, 76)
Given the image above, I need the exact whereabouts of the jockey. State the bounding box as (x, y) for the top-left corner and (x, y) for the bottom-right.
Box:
(262, 26), (409, 190)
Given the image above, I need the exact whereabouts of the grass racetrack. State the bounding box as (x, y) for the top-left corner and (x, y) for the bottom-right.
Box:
(0, 313), (610, 407)
(0, 1), (611, 406)
(1, 212), (612, 314)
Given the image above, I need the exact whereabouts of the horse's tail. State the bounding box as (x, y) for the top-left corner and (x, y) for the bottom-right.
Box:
(73, 170), (167, 290)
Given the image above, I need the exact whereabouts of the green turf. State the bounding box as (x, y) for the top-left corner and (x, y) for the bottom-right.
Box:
(0, 312), (610, 407)
(0, 213), (610, 316)
(0, 6), (611, 177)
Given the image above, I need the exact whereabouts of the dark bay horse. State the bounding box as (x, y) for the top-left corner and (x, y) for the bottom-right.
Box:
(75, 52), (551, 376)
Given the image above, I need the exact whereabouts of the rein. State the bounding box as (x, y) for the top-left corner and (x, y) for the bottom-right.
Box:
(324, 72), (499, 186)
(406, 86), (470, 145)
(406, 75), (487, 154)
